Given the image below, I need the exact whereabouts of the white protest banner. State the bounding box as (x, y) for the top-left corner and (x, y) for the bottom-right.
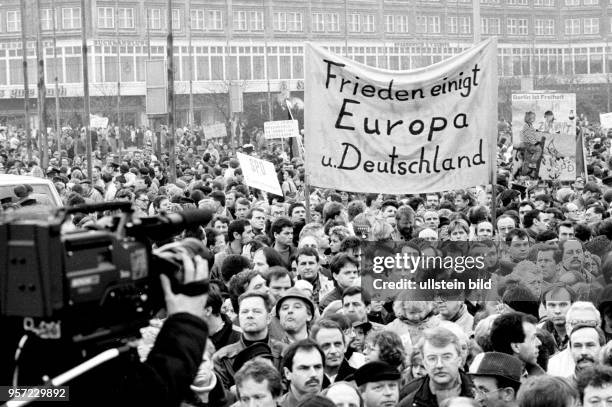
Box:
(203, 123), (227, 140)
(601, 112), (612, 129)
(511, 93), (576, 181)
(264, 120), (299, 140)
(90, 114), (108, 128)
(237, 152), (283, 196)
(304, 39), (498, 194)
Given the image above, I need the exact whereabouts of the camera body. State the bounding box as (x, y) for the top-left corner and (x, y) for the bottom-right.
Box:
(0, 202), (211, 346)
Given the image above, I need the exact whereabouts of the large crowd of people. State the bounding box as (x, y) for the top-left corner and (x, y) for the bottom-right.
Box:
(3, 119), (612, 407)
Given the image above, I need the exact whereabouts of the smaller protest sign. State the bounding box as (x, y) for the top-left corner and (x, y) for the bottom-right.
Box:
(90, 115), (109, 128)
(237, 152), (282, 196)
(203, 123), (227, 139)
(264, 120), (299, 140)
(600, 112), (612, 129)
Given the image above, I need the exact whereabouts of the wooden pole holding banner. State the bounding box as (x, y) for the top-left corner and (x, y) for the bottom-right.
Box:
(81, 0), (93, 183)
(20, 0), (32, 162)
(285, 99), (311, 222)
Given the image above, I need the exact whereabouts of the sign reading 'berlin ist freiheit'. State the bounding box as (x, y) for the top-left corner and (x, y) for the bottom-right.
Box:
(304, 38), (498, 194)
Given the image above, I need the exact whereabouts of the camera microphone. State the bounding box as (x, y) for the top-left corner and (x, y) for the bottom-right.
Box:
(127, 209), (213, 242)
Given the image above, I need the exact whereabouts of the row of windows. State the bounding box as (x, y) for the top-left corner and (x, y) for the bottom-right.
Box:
(7, 6), (612, 34)
(3, 45), (612, 86)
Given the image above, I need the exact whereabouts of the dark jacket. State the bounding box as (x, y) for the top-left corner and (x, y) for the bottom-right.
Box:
(398, 371), (475, 407)
(322, 358), (356, 388)
(13, 313), (209, 407)
(213, 335), (287, 390)
(209, 314), (242, 352)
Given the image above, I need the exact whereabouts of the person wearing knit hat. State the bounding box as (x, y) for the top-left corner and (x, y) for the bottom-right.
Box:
(468, 352), (522, 407)
(354, 361), (400, 407)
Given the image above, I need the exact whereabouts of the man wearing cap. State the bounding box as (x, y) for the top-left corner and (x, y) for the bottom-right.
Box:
(354, 361), (401, 407)
(80, 179), (104, 203)
(469, 352), (522, 407)
(276, 287), (315, 344)
(399, 326), (475, 407)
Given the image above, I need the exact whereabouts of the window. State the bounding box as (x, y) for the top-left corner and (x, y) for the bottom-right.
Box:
(508, 18), (528, 35)
(396, 15), (408, 33)
(62, 7), (80, 29)
(118, 8), (134, 29)
(584, 0), (599, 4)
(208, 10), (223, 30)
(233, 10), (247, 31)
(565, 18), (580, 34)
(507, 0), (528, 4)
(348, 13), (360, 32)
(565, 0), (579, 5)
(534, 0), (554, 5)
(385, 15), (394, 32)
(98, 7), (114, 29)
(172, 8), (180, 30)
(41, 9), (53, 31)
(481, 0), (500, 3)
(148, 8), (162, 29)
(325, 13), (340, 32)
(287, 13), (302, 31)
(459, 16), (471, 34)
(250, 11), (263, 31)
(447, 16), (458, 34)
(535, 18), (555, 35)
(482, 17), (501, 34)
(312, 13), (324, 31)
(416, 16), (427, 33)
(584, 17), (599, 33)
(429, 16), (441, 33)
(273, 12), (287, 31)
(363, 14), (375, 32)
(191, 9), (205, 30)
(6, 10), (20, 32)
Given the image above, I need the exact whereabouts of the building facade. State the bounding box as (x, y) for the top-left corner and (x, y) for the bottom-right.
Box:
(1, 0), (611, 127)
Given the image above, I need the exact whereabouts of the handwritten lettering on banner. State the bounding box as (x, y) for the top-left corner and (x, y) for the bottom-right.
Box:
(264, 120), (299, 140)
(304, 39), (498, 194)
(237, 152), (283, 196)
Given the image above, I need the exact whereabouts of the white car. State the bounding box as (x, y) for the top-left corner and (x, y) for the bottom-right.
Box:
(0, 174), (63, 208)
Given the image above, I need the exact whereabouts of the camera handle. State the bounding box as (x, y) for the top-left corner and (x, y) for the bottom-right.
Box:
(2, 342), (136, 407)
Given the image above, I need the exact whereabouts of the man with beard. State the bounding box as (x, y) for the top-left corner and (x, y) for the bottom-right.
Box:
(489, 312), (544, 379)
(355, 361), (401, 407)
(280, 340), (325, 407)
(538, 285), (575, 353)
(568, 324), (605, 383)
(395, 206), (415, 241)
(311, 319), (356, 384)
(276, 287), (315, 344)
(399, 327), (475, 407)
(213, 291), (286, 391)
(547, 301), (602, 377)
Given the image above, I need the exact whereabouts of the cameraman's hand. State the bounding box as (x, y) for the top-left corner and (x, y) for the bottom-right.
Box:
(160, 253), (208, 320)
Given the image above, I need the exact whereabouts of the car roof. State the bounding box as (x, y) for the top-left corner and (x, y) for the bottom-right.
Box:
(0, 174), (54, 185)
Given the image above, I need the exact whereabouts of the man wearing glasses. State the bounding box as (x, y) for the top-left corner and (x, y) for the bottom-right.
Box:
(399, 326), (475, 407)
(469, 352), (522, 407)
